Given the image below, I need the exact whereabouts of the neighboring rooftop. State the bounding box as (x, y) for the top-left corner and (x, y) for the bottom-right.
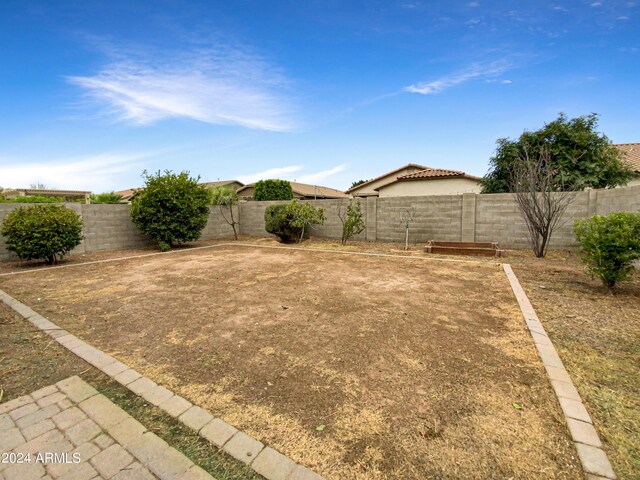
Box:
(113, 188), (143, 202)
(345, 163), (427, 194)
(394, 167), (482, 181)
(200, 180), (245, 189)
(614, 143), (640, 173)
(237, 180), (347, 199)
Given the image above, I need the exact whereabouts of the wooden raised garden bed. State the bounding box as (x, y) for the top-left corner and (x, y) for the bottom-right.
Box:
(424, 240), (506, 257)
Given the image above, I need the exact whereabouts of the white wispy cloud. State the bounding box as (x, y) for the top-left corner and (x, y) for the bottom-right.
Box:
(296, 165), (346, 184)
(405, 61), (512, 95)
(237, 165), (303, 184)
(0, 153), (149, 192)
(68, 46), (296, 132)
(237, 164), (346, 185)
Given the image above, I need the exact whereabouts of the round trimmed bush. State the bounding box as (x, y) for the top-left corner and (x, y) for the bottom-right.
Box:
(265, 203), (303, 243)
(130, 170), (211, 251)
(1, 204), (83, 264)
(264, 200), (325, 243)
(574, 211), (640, 288)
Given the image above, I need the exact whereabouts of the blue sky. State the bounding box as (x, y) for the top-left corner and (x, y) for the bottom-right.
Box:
(0, 0), (638, 192)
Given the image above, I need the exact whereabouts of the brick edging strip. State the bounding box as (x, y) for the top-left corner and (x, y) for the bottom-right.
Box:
(0, 288), (324, 480)
(0, 375), (214, 480)
(502, 264), (617, 480)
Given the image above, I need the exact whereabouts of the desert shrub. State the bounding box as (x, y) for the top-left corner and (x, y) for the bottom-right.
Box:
(265, 200), (325, 243)
(338, 200), (365, 244)
(253, 180), (294, 201)
(1, 204), (83, 264)
(573, 211), (640, 288)
(130, 170), (210, 251)
(90, 192), (125, 204)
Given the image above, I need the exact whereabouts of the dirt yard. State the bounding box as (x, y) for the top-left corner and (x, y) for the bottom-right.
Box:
(0, 243), (582, 479)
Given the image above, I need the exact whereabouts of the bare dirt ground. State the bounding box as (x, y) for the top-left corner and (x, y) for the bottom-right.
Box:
(0, 240), (581, 480)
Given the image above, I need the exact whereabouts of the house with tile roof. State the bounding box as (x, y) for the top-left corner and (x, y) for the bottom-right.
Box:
(347, 164), (481, 197)
(346, 164), (428, 197)
(375, 167), (482, 197)
(237, 181), (347, 200)
(614, 143), (640, 186)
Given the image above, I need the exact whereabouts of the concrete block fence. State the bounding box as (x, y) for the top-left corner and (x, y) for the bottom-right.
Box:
(1, 185), (639, 261)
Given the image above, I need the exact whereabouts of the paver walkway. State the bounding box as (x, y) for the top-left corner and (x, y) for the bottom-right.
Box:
(0, 376), (212, 480)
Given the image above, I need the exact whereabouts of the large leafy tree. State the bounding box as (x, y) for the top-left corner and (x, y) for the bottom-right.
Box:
(482, 113), (635, 193)
(130, 170), (210, 251)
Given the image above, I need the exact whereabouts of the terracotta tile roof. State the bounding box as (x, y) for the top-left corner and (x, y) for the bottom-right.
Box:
(237, 181), (347, 199)
(114, 188), (143, 201)
(614, 143), (640, 172)
(396, 167), (482, 181)
(345, 164), (428, 193)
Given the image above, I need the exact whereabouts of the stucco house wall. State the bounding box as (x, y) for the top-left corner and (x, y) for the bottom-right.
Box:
(377, 177), (482, 197)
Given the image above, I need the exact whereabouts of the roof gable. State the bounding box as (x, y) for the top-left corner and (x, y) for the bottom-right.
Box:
(374, 167), (481, 191)
(345, 164), (428, 193)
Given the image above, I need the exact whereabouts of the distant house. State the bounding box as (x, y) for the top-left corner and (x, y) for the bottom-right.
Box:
(346, 164), (428, 197)
(1, 188), (91, 203)
(113, 188), (143, 203)
(237, 181), (347, 200)
(200, 180), (245, 191)
(347, 164), (481, 197)
(614, 143), (640, 187)
(376, 167), (482, 197)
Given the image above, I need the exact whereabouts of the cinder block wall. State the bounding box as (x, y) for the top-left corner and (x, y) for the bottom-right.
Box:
(81, 204), (149, 253)
(376, 195), (463, 244)
(474, 191), (591, 249)
(1, 185), (639, 261)
(238, 186), (639, 248)
(0, 203), (238, 261)
(238, 199), (367, 241)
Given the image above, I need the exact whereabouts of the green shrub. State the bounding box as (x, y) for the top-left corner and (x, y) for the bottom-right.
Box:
(2, 195), (63, 203)
(338, 200), (365, 245)
(265, 200), (325, 243)
(253, 180), (294, 201)
(1, 205), (83, 264)
(130, 170), (210, 251)
(90, 192), (125, 204)
(573, 211), (640, 288)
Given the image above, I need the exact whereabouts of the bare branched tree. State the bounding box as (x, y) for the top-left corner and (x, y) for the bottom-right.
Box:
(510, 146), (577, 258)
(209, 186), (240, 240)
(400, 207), (417, 250)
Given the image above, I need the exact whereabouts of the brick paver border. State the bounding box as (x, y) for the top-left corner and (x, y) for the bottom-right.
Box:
(503, 264), (617, 480)
(1, 375), (212, 480)
(0, 244), (618, 479)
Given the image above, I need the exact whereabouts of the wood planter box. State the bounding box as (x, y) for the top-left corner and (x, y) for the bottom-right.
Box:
(424, 241), (506, 257)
